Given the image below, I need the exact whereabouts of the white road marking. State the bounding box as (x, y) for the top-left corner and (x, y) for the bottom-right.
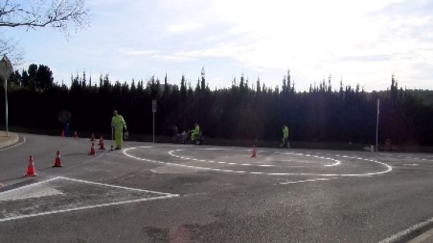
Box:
(58, 177), (176, 196)
(403, 164), (418, 167)
(123, 147), (393, 177)
(0, 184), (64, 201)
(171, 150), (339, 168)
(0, 177), (59, 195)
(286, 152), (341, 167)
(378, 217), (433, 243)
(0, 195), (176, 223)
(0, 177), (178, 223)
(280, 177), (338, 185)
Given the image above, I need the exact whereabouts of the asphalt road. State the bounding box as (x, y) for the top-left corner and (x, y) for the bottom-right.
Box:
(1, 134), (433, 243)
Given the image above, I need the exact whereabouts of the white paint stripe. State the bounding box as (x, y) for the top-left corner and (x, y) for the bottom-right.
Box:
(0, 177), (60, 195)
(241, 164), (251, 166)
(378, 217), (433, 243)
(324, 159), (341, 167)
(280, 177), (338, 185)
(228, 163), (236, 165)
(0, 136), (26, 152)
(258, 165), (274, 167)
(57, 177), (176, 196)
(286, 152), (342, 168)
(208, 161), (215, 163)
(217, 162), (226, 164)
(0, 194), (177, 223)
(124, 147), (392, 177)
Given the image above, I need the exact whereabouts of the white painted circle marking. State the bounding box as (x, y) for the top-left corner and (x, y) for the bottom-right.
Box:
(123, 146), (393, 177)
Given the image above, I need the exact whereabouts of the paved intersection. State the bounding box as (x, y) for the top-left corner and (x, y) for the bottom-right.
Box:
(1, 134), (433, 242)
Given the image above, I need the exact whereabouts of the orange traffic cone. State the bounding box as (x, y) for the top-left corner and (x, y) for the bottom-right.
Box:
(98, 136), (105, 150)
(53, 150), (63, 167)
(90, 133), (95, 141)
(73, 131), (78, 138)
(88, 142), (96, 155)
(24, 156), (38, 177)
(251, 146), (257, 158)
(61, 130), (65, 137)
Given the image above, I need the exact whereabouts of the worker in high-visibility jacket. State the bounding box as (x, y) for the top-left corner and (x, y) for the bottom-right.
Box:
(191, 123), (200, 141)
(281, 125), (290, 148)
(111, 110), (127, 150)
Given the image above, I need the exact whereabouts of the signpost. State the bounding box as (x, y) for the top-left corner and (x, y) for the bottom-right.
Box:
(152, 100), (157, 143)
(376, 99), (380, 152)
(0, 55), (13, 137)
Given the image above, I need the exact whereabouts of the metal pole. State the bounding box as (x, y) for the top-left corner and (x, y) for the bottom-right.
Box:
(152, 112), (155, 143)
(376, 99), (380, 152)
(4, 78), (8, 137)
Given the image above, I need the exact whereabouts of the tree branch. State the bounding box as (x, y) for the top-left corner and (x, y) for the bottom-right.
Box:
(0, 0), (89, 31)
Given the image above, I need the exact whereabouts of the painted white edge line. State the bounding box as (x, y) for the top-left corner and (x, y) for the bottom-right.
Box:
(57, 177), (177, 196)
(0, 194), (177, 223)
(0, 177), (60, 195)
(123, 147), (393, 177)
(0, 136), (26, 152)
(378, 217), (433, 243)
(280, 177), (338, 185)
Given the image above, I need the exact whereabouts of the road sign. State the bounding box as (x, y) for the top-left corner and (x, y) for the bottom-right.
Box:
(0, 55), (13, 137)
(152, 100), (157, 113)
(0, 55), (13, 79)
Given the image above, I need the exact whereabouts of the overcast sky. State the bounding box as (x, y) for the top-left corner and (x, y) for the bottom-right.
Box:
(5, 0), (433, 91)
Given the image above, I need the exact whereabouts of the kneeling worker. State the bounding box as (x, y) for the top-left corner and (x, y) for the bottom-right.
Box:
(111, 110), (127, 150)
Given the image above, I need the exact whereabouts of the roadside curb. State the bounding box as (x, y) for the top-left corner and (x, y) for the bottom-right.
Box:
(0, 133), (19, 149)
(408, 228), (433, 243)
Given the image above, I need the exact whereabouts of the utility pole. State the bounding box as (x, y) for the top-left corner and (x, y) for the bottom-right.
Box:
(376, 99), (380, 152)
(152, 100), (157, 143)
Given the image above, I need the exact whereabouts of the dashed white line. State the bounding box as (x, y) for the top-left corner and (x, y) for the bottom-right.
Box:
(280, 177), (338, 185)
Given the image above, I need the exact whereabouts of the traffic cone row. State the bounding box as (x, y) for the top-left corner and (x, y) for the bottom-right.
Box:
(24, 132), (102, 177)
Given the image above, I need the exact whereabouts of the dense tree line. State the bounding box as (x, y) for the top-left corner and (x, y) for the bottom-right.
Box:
(0, 65), (432, 145)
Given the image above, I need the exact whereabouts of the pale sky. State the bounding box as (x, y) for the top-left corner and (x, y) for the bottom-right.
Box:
(4, 0), (433, 91)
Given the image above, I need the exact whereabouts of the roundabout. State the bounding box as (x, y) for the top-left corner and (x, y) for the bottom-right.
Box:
(123, 146), (393, 177)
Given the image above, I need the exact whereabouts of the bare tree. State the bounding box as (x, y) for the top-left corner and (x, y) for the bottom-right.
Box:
(0, 0), (89, 32)
(0, 0), (89, 64)
(0, 33), (23, 65)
